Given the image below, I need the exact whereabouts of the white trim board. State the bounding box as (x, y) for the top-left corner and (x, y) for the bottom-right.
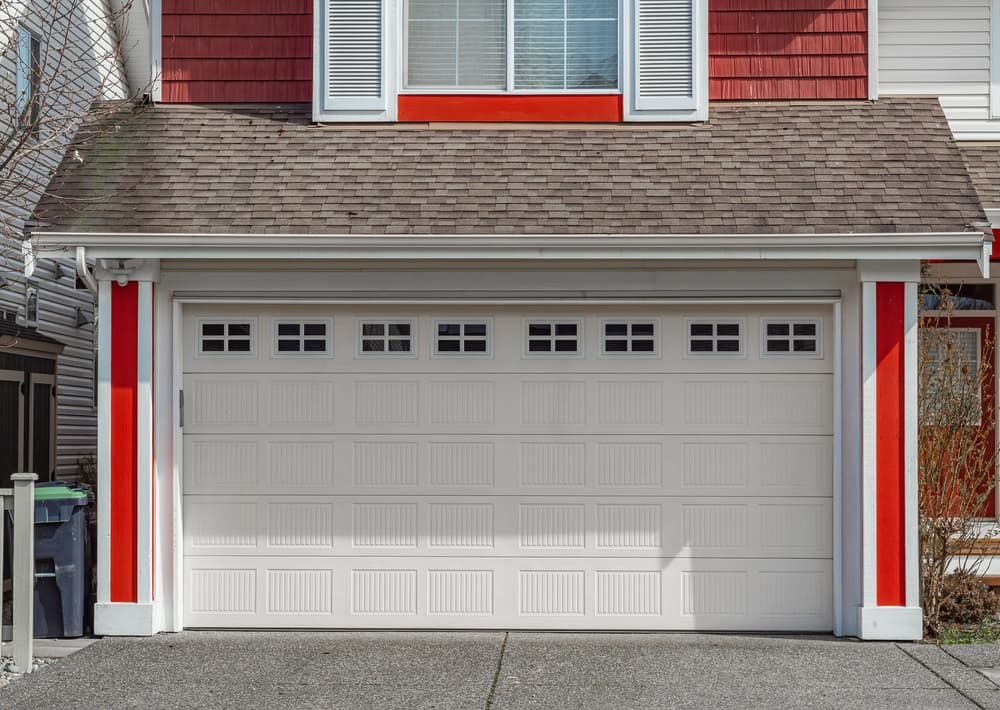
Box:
(31, 232), (990, 273)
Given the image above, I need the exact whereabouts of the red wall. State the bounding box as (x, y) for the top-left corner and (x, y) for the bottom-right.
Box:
(710, 0), (868, 100)
(161, 0), (312, 103)
(160, 0), (867, 105)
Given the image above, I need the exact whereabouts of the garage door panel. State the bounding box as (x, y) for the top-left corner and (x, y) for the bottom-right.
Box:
(184, 434), (832, 497)
(184, 373), (833, 436)
(183, 495), (832, 560)
(183, 556), (833, 631)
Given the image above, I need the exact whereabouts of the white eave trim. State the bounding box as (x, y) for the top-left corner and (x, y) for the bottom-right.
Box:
(32, 231), (991, 273)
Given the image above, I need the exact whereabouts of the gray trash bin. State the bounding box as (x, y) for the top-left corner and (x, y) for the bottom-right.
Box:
(32, 483), (91, 638)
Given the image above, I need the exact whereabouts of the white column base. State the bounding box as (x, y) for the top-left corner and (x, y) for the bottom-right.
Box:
(857, 606), (923, 640)
(94, 602), (156, 636)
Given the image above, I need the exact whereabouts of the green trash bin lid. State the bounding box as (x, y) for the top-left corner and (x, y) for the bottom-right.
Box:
(34, 485), (88, 501)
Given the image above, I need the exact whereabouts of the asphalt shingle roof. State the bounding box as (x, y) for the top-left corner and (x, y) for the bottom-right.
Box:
(35, 97), (986, 235)
(960, 142), (1000, 210)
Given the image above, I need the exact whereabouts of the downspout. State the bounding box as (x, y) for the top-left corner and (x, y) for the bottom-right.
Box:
(76, 247), (99, 296)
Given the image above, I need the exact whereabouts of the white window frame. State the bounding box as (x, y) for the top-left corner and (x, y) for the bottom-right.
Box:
(522, 318), (584, 358)
(760, 317), (823, 359)
(432, 318), (493, 357)
(684, 317), (746, 358)
(400, 0), (624, 95)
(271, 318), (334, 358)
(196, 318), (257, 358)
(356, 318), (417, 357)
(16, 24), (41, 136)
(599, 318), (660, 357)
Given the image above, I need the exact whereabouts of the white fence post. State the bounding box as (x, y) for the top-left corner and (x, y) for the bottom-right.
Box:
(10, 473), (36, 674)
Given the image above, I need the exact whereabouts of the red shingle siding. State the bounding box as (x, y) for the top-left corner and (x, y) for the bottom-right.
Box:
(160, 0), (867, 105)
(161, 0), (311, 103)
(710, 0), (868, 101)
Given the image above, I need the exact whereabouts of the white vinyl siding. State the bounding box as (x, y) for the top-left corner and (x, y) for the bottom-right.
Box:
(878, 0), (1000, 140)
(0, 0), (129, 478)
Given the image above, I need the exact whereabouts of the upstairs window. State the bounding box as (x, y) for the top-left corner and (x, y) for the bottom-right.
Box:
(319, 0), (705, 121)
(405, 0), (618, 91)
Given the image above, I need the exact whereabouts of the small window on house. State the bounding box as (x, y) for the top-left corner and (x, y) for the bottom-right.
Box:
(359, 320), (415, 355)
(602, 321), (657, 355)
(274, 320), (331, 355)
(525, 320), (581, 355)
(199, 320), (255, 355)
(434, 320), (491, 355)
(24, 284), (38, 325)
(404, 0), (618, 92)
(923, 328), (982, 425)
(920, 283), (995, 312)
(686, 320), (743, 355)
(762, 319), (821, 357)
(16, 26), (41, 137)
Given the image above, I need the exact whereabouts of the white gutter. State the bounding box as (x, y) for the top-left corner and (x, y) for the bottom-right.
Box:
(31, 230), (993, 275)
(76, 247), (99, 296)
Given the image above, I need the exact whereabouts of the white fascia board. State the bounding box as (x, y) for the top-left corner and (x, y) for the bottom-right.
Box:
(30, 231), (991, 268)
(984, 208), (1000, 226)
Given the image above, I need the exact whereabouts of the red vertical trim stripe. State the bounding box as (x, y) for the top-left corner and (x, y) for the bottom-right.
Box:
(110, 282), (139, 603)
(875, 282), (906, 606)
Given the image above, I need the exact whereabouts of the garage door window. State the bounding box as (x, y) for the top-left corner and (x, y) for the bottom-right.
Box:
(199, 320), (255, 355)
(435, 320), (491, 355)
(359, 320), (415, 355)
(525, 320), (581, 355)
(601, 321), (657, 355)
(762, 319), (821, 357)
(685, 320), (743, 356)
(274, 320), (331, 356)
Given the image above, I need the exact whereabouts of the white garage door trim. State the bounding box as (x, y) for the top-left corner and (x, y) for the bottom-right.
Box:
(171, 296), (843, 632)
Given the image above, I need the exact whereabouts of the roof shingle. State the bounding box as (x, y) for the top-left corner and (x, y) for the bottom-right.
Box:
(35, 98), (986, 235)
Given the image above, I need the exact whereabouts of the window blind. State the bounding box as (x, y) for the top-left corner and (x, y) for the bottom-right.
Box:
(406, 0), (506, 89)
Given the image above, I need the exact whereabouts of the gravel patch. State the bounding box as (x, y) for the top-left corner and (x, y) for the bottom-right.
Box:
(0, 658), (52, 690)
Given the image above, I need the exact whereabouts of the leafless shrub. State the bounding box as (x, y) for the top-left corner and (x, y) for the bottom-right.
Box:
(919, 282), (999, 636)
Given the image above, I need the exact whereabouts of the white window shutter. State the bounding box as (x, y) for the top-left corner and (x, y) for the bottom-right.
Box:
(324, 0), (386, 112)
(626, 0), (705, 120)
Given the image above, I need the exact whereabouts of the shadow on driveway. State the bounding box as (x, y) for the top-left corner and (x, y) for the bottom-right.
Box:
(3, 631), (1000, 709)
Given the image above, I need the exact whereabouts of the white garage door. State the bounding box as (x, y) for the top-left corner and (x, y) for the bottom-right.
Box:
(181, 304), (834, 631)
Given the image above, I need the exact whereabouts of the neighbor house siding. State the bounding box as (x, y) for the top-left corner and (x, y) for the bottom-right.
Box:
(709, 0), (869, 101)
(878, 0), (996, 140)
(160, 0), (311, 103)
(1, 0), (129, 477)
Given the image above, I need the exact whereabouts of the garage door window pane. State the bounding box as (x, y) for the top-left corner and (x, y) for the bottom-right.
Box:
(435, 321), (491, 355)
(686, 320), (743, 356)
(762, 319), (821, 358)
(602, 321), (657, 355)
(199, 320), (256, 355)
(274, 320), (331, 356)
(526, 320), (581, 356)
(360, 320), (415, 356)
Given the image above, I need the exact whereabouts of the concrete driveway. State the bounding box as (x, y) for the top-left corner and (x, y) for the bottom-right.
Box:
(4, 632), (1000, 709)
